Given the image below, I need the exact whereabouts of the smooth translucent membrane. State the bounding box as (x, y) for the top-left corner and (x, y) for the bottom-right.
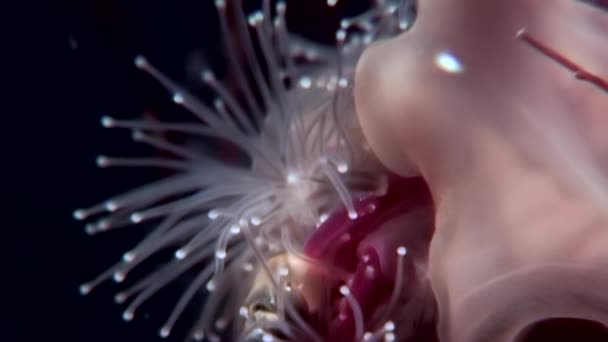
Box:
(355, 0), (608, 340)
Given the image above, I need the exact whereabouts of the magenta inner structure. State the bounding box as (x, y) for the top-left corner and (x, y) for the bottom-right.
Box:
(303, 176), (439, 341)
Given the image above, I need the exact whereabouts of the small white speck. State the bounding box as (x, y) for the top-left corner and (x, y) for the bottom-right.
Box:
(100, 116), (114, 128)
(113, 271), (125, 283)
(339, 285), (350, 296)
(159, 326), (171, 338)
(114, 292), (127, 303)
(206, 280), (216, 292)
(134, 55), (147, 68)
(96, 219), (110, 231)
(130, 213), (143, 223)
(384, 321), (395, 332)
(229, 225), (241, 235)
(84, 224), (96, 235)
(193, 330), (205, 341)
(215, 250), (227, 259)
(202, 70), (215, 83)
(286, 172), (299, 185)
(299, 77), (312, 89)
(336, 29), (346, 43)
(79, 283), (91, 295)
(122, 252), (135, 262)
(73, 209), (86, 220)
(172, 93), (184, 104)
(208, 210), (219, 220)
(122, 310), (134, 321)
(435, 51), (463, 74)
(175, 249), (187, 259)
(96, 155), (109, 167)
(397, 246), (407, 256)
(104, 201), (118, 211)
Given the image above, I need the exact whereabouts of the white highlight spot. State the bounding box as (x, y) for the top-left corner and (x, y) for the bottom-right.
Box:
(193, 330), (205, 341)
(175, 249), (188, 260)
(243, 263), (254, 272)
(104, 201), (118, 211)
(79, 283), (91, 295)
(122, 252), (135, 262)
(113, 271), (126, 283)
(384, 321), (395, 332)
(130, 213), (143, 223)
(208, 210), (219, 220)
(262, 333), (274, 342)
(215, 250), (227, 260)
(96, 155), (109, 167)
(229, 225), (241, 235)
(327, 0), (338, 6)
(239, 306), (249, 318)
(206, 280), (216, 292)
(114, 293), (127, 304)
(435, 51), (463, 74)
(397, 246), (407, 256)
(172, 93), (184, 104)
(122, 310), (134, 321)
(134, 55), (147, 68)
(250, 216), (262, 226)
(336, 30), (346, 43)
(337, 162), (349, 174)
(202, 70), (215, 83)
(248, 11), (264, 26)
(338, 77), (349, 88)
(348, 211), (358, 220)
(299, 77), (312, 89)
(100, 116), (114, 128)
(339, 285), (351, 296)
(286, 172), (299, 185)
(278, 265), (289, 277)
(73, 209), (86, 220)
(159, 326), (171, 338)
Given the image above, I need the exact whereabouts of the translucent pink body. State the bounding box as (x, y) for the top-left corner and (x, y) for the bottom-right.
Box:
(355, 0), (608, 340)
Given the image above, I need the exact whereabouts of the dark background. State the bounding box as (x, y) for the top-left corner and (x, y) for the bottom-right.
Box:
(10, 1), (368, 341)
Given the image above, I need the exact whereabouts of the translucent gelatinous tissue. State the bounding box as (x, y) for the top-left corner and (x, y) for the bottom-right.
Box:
(74, 1), (418, 341)
(355, 0), (608, 341)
